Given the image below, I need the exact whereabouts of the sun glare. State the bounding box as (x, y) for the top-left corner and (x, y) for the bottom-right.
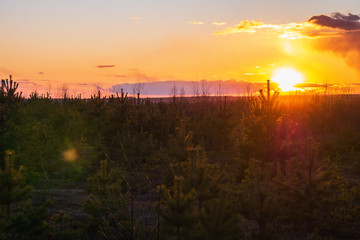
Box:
(272, 67), (303, 92)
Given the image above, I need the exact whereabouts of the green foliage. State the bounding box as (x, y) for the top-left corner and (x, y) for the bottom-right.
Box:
(167, 119), (194, 163)
(3, 201), (49, 240)
(238, 159), (280, 240)
(236, 85), (282, 181)
(179, 147), (224, 210)
(3, 79), (360, 239)
(83, 159), (131, 239)
(0, 151), (32, 217)
(161, 177), (198, 240)
(0, 75), (23, 169)
(0, 151), (49, 240)
(200, 192), (242, 240)
(273, 138), (360, 238)
(48, 211), (83, 240)
(162, 147), (240, 240)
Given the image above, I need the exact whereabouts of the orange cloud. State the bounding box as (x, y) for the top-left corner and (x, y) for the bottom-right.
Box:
(294, 83), (332, 88)
(216, 12), (360, 72)
(215, 20), (265, 34)
(215, 20), (330, 39)
(129, 16), (141, 20)
(216, 12), (360, 39)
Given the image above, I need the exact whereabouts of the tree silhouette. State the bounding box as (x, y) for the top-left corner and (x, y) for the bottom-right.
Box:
(0, 75), (22, 169)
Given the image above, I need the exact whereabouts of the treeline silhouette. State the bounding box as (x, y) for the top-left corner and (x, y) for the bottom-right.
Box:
(1, 76), (360, 239)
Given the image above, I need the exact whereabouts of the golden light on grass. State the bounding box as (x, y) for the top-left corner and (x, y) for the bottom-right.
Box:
(272, 67), (304, 92)
(63, 148), (79, 161)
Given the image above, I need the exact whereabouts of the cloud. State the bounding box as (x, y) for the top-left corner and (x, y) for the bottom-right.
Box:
(308, 12), (360, 30)
(133, 73), (158, 82)
(124, 70), (158, 82)
(188, 21), (204, 25)
(38, 72), (44, 75)
(212, 21), (226, 26)
(215, 20), (334, 39)
(0, 68), (15, 75)
(306, 13), (360, 71)
(96, 65), (116, 68)
(76, 83), (91, 86)
(216, 12), (360, 72)
(17, 79), (42, 87)
(245, 72), (266, 76)
(215, 13), (360, 38)
(111, 74), (127, 78)
(36, 79), (60, 82)
(294, 83), (332, 88)
(312, 30), (360, 71)
(215, 20), (265, 34)
(129, 16), (141, 20)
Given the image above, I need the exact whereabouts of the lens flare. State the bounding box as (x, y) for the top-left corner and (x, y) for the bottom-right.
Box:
(63, 148), (79, 161)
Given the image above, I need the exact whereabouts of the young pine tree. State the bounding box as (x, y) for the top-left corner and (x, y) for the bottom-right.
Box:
(0, 151), (49, 240)
(238, 159), (280, 240)
(83, 159), (130, 240)
(0, 76), (23, 169)
(161, 176), (198, 240)
(237, 80), (281, 180)
(179, 147), (224, 210)
(0, 150), (32, 218)
(200, 191), (242, 240)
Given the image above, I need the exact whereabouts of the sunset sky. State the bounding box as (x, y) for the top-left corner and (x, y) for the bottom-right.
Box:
(1, 0), (360, 96)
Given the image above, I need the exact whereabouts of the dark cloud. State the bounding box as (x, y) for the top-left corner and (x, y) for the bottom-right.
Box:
(129, 68), (138, 71)
(308, 12), (360, 30)
(38, 72), (44, 75)
(333, 12), (360, 21)
(96, 65), (116, 68)
(306, 12), (360, 72)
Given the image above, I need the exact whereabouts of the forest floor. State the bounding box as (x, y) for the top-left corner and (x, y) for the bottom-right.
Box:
(49, 186), (88, 221)
(33, 183), (159, 225)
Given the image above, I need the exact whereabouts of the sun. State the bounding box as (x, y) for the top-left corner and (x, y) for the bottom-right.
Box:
(271, 67), (304, 92)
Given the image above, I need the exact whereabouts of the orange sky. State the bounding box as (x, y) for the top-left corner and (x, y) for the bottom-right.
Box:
(1, 1), (359, 97)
